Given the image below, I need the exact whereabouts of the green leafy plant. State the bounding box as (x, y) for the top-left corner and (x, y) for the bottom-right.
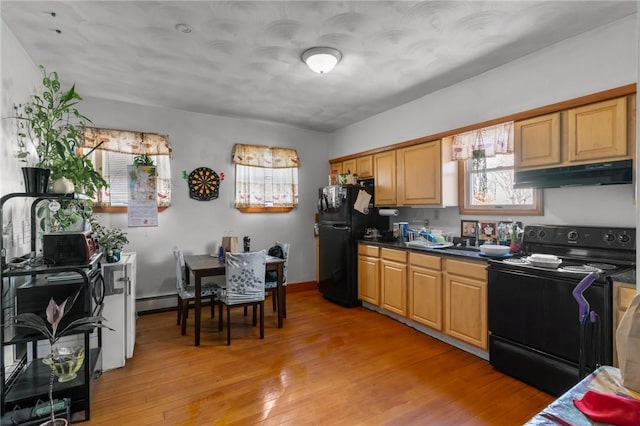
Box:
(12, 65), (107, 197)
(11, 290), (112, 425)
(89, 215), (129, 252)
(36, 199), (92, 233)
(133, 153), (156, 177)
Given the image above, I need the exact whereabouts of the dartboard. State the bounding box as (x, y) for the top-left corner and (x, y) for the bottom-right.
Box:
(188, 167), (219, 201)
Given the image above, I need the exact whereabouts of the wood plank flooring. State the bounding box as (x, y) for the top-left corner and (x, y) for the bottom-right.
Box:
(87, 288), (553, 425)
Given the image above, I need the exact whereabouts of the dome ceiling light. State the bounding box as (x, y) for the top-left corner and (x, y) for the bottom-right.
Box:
(301, 47), (342, 74)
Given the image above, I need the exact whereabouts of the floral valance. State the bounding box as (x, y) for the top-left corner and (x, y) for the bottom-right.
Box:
(451, 122), (514, 160)
(232, 144), (300, 168)
(80, 127), (172, 156)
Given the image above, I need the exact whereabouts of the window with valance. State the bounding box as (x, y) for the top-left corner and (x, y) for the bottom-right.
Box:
(452, 122), (542, 215)
(80, 127), (172, 210)
(232, 144), (300, 212)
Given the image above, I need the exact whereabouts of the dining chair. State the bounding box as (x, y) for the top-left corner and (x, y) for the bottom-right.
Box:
(217, 251), (267, 345)
(265, 241), (290, 316)
(173, 248), (220, 335)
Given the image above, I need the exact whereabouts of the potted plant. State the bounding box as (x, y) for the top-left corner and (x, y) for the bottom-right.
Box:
(13, 65), (107, 196)
(89, 216), (129, 262)
(10, 290), (112, 426)
(133, 153), (156, 177)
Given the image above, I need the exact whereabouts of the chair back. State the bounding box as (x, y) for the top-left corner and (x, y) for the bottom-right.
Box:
(275, 241), (290, 285)
(221, 251), (267, 305)
(173, 248), (186, 292)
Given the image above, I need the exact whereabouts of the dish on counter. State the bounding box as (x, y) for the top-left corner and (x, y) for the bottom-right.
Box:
(524, 256), (562, 268)
(405, 240), (453, 249)
(479, 244), (511, 256)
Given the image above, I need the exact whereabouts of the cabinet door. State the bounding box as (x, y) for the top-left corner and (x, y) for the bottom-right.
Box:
(356, 155), (373, 178)
(514, 113), (561, 169)
(398, 141), (441, 205)
(381, 259), (406, 316)
(408, 264), (442, 331)
(374, 151), (397, 206)
(342, 159), (357, 175)
(568, 97), (628, 163)
(444, 273), (487, 350)
(358, 255), (380, 305)
(330, 162), (342, 174)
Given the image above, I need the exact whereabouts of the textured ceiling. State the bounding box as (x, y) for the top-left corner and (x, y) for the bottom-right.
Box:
(1, 1), (637, 132)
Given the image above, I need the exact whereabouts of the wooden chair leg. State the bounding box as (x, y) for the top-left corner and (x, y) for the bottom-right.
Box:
(226, 305), (231, 345)
(218, 303), (223, 332)
(272, 289), (277, 312)
(259, 301), (264, 339)
(181, 301), (188, 336)
(177, 296), (182, 325)
(252, 304), (257, 326)
(210, 298), (215, 318)
(282, 286), (287, 318)
(243, 306), (248, 316)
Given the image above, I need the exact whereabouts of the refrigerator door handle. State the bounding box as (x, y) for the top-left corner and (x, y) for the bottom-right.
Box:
(332, 225), (350, 231)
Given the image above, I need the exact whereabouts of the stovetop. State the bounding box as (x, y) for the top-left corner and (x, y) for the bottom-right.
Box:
(493, 224), (636, 280)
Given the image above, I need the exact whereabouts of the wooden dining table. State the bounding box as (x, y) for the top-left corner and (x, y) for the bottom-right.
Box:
(183, 254), (286, 346)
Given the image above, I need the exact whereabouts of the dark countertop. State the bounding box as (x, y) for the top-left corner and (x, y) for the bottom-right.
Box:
(359, 239), (637, 285)
(359, 239), (489, 261)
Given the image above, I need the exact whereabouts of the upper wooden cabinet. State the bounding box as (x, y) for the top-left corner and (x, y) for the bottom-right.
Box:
(356, 155), (373, 178)
(515, 95), (633, 171)
(514, 113), (561, 169)
(398, 142), (441, 205)
(342, 159), (357, 175)
(373, 151), (397, 206)
(567, 97), (628, 163)
(329, 161), (342, 174)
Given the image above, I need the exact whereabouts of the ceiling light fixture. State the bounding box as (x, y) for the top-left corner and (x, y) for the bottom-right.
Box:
(301, 47), (342, 74)
(175, 23), (192, 34)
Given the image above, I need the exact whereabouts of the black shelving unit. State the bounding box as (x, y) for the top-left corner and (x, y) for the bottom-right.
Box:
(1, 192), (103, 423)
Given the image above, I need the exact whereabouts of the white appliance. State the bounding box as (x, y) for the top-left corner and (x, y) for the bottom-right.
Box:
(101, 252), (137, 371)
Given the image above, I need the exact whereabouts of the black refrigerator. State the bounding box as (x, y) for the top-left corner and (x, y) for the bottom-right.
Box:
(317, 180), (388, 307)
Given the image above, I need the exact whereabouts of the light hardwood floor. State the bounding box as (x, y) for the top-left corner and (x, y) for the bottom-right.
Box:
(87, 287), (553, 425)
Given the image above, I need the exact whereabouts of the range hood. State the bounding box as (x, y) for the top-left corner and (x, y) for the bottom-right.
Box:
(514, 159), (633, 189)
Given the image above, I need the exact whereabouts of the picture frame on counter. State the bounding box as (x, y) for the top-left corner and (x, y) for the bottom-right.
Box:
(461, 220), (478, 238)
(479, 221), (497, 242)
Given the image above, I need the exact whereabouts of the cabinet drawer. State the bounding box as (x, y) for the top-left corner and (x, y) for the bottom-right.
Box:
(381, 248), (406, 263)
(618, 285), (636, 310)
(358, 244), (379, 257)
(409, 252), (441, 270)
(445, 258), (486, 280)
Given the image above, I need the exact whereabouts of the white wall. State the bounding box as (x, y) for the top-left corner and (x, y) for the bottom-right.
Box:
(331, 14), (638, 230)
(1, 21), (331, 306)
(79, 98), (330, 301)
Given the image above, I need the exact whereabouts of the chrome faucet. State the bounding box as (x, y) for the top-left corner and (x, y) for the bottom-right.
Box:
(475, 223), (481, 247)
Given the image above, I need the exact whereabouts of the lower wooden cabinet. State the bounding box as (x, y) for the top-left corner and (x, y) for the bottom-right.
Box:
(408, 252), (443, 331)
(613, 282), (636, 367)
(357, 244), (380, 305)
(444, 258), (488, 350)
(380, 248), (407, 316)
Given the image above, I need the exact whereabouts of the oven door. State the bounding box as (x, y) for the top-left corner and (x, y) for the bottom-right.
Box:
(487, 264), (612, 395)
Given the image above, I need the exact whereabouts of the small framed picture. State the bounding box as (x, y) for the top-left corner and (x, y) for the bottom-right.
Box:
(479, 221), (497, 241)
(461, 220), (478, 238)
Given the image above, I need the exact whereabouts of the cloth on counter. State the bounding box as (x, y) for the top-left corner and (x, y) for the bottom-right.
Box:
(573, 390), (640, 426)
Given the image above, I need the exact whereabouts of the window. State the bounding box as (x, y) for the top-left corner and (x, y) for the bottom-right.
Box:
(232, 144), (300, 212)
(453, 122), (542, 215)
(80, 127), (172, 211)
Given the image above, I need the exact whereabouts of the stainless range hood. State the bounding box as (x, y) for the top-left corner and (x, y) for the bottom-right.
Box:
(514, 159), (633, 189)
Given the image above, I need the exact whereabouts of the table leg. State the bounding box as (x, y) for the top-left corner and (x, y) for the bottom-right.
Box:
(277, 263), (284, 328)
(195, 274), (201, 346)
